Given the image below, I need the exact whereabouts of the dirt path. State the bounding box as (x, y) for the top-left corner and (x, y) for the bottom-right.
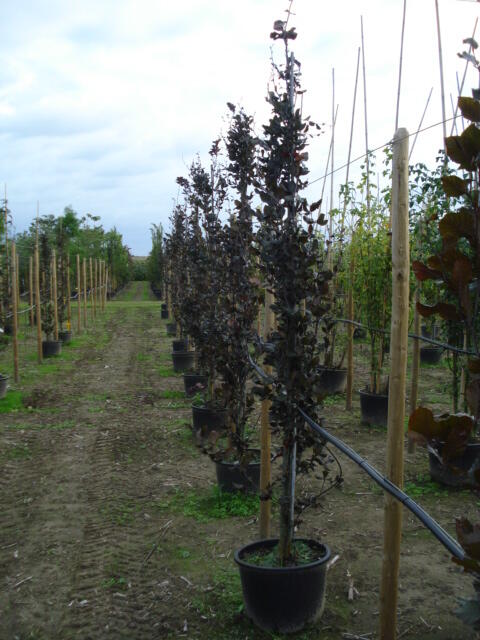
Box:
(0, 281), (478, 639)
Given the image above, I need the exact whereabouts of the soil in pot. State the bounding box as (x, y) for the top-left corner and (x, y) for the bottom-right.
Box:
(420, 346), (443, 365)
(191, 404), (226, 439)
(317, 367), (347, 394)
(59, 330), (73, 344)
(234, 538), (331, 634)
(215, 452), (260, 494)
(183, 373), (207, 397)
(359, 388), (389, 427)
(428, 441), (480, 488)
(171, 351), (195, 373)
(42, 340), (62, 358)
(0, 375), (8, 399)
(172, 339), (188, 352)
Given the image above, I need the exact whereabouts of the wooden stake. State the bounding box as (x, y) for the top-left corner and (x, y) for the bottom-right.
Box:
(346, 256), (355, 411)
(82, 258), (87, 329)
(379, 128), (410, 640)
(94, 259), (98, 318)
(76, 254), (81, 334)
(29, 256), (34, 327)
(89, 257), (94, 321)
(259, 289), (274, 539)
(34, 244), (42, 363)
(66, 254), (71, 330)
(328, 68), (335, 271)
(395, 0), (407, 131)
(16, 252), (20, 324)
(434, 0), (447, 153)
(408, 288), (421, 454)
(11, 242), (19, 382)
(52, 249), (59, 341)
(104, 264), (108, 309)
(361, 16), (370, 215)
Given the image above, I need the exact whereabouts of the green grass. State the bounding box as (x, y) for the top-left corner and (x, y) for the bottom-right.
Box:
(157, 364), (180, 378)
(164, 486), (259, 522)
(4, 443), (32, 460)
(404, 474), (451, 498)
(159, 390), (185, 399)
(0, 391), (24, 413)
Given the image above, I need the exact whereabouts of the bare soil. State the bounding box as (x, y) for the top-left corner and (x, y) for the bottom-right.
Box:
(0, 281), (478, 640)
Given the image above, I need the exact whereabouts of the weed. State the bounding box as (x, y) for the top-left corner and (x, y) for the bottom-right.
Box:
(157, 365), (179, 378)
(164, 486), (259, 522)
(102, 576), (128, 590)
(5, 444), (32, 460)
(159, 390), (185, 399)
(323, 394), (344, 407)
(100, 500), (141, 526)
(0, 391), (24, 413)
(137, 353), (151, 362)
(404, 474), (450, 498)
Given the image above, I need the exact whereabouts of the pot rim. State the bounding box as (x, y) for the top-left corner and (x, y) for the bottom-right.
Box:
(359, 387), (388, 399)
(191, 402), (226, 413)
(420, 345), (443, 352)
(0, 374), (9, 380)
(171, 350), (194, 357)
(42, 340), (62, 346)
(234, 538), (331, 573)
(214, 448), (261, 467)
(317, 366), (347, 373)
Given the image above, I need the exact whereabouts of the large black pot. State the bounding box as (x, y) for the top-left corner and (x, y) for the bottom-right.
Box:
(234, 538), (331, 634)
(420, 346), (443, 365)
(183, 373), (207, 397)
(317, 367), (347, 394)
(359, 388), (389, 427)
(42, 340), (62, 358)
(428, 441), (480, 488)
(191, 404), (226, 438)
(0, 375), (8, 400)
(172, 339), (188, 352)
(59, 330), (73, 344)
(171, 351), (195, 373)
(166, 322), (177, 337)
(215, 453), (260, 494)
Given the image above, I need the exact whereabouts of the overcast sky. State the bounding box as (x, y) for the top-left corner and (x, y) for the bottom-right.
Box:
(1, 0), (479, 255)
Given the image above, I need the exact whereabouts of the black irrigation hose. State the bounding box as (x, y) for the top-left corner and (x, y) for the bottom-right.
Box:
(248, 353), (465, 561)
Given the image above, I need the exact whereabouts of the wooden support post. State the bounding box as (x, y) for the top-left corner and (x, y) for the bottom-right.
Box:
(94, 259), (98, 318)
(29, 256), (34, 327)
(408, 288), (420, 454)
(346, 256), (355, 411)
(66, 255), (72, 331)
(35, 244), (42, 363)
(259, 289), (274, 539)
(16, 253), (20, 324)
(52, 249), (59, 341)
(89, 257), (94, 321)
(82, 258), (88, 329)
(102, 262), (106, 311)
(379, 128), (410, 640)
(11, 242), (19, 382)
(104, 265), (108, 309)
(76, 254), (81, 334)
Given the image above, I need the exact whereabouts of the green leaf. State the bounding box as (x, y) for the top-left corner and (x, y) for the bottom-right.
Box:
(458, 96), (480, 123)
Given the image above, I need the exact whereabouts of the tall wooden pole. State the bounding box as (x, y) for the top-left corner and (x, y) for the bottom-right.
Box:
(328, 68), (335, 271)
(395, 0), (407, 131)
(34, 243), (42, 363)
(259, 289), (274, 539)
(76, 254), (81, 334)
(52, 250), (59, 341)
(29, 256), (34, 327)
(66, 254), (72, 330)
(94, 259), (98, 318)
(103, 265), (108, 309)
(15, 253), (20, 324)
(434, 0), (447, 152)
(379, 128), (410, 640)
(82, 258), (88, 329)
(89, 257), (94, 321)
(361, 16), (370, 215)
(11, 242), (19, 382)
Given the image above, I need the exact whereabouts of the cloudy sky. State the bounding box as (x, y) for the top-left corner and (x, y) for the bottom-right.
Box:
(1, 0), (479, 255)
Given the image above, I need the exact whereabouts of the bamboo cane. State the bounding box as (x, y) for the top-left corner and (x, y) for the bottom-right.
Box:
(52, 250), (59, 341)
(76, 254), (81, 334)
(434, 0), (447, 154)
(408, 287), (421, 454)
(66, 254), (71, 330)
(379, 128), (410, 640)
(346, 257), (355, 411)
(360, 16), (370, 216)
(259, 289), (274, 539)
(11, 242), (19, 382)
(394, 0), (407, 131)
(29, 256), (34, 327)
(82, 258), (87, 329)
(35, 244), (42, 363)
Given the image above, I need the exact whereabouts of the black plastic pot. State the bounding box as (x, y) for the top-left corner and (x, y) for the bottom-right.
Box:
(0, 375), (8, 400)
(42, 340), (62, 358)
(420, 346), (443, 365)
(183, 373), (207, 397)
(166, 322), (177, 337)
(359, 388), (389, 427)
(353, 327), (367, 340)
(234, 538), (331, 634)
(191, 404), (226, 437)
(428, 441), (480, 488)
(215, 453), (260, 494)
(172, 339), (188, 352)
(317, 367), (347, 394)
(171, 351), (195, 373)
(59, 330), (73, 344)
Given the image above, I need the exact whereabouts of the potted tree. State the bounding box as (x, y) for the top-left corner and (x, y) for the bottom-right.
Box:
(409, 94), (480, 489)
(351, 174), (392, 427)
(205, 104), (261, 493)
(39, 231), (61, 358)
(234, 20), (333, 633)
